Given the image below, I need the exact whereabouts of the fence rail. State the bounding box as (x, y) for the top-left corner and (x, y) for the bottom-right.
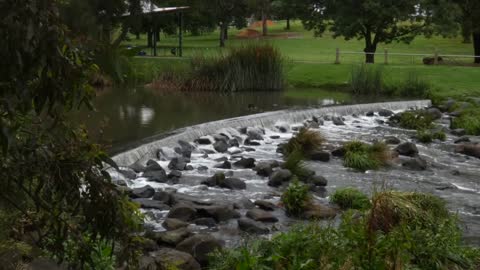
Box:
(335, 48), (480, 66)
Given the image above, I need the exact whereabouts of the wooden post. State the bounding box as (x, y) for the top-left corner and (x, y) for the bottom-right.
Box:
(384, 49), (388, 65)
(434, 49), (439, 65)
(335, 48), (340, 64)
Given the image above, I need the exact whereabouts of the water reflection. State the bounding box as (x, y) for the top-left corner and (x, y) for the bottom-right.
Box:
(74, 87), (352, 148)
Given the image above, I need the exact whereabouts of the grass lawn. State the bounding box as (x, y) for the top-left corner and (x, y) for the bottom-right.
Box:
(126, 20), (480, 100)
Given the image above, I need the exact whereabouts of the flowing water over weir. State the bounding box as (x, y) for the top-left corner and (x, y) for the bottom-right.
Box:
(110, 100), (480, 248)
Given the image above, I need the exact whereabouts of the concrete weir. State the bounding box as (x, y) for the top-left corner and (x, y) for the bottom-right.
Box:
(112, 100), (431, 166)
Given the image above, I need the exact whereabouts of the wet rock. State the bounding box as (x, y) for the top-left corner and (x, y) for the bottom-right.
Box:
(379, 109), (394, 117)
(220, 178), (246, 190)
(171, 194), (213, 206)
(154, 228), (191, 246)
(268, 169), (292, 187)
(168, 170), (182, 179)
(157, 147), (181, 161)
(332, 116), (345, 126)
(213, 134), (229, 143)
(234, 198), (255, 210)
(213, 141), (229, 153)
(145, 159), (164, 172)
(301, 204), (338, 220)
(451, 129), (467, 137)
(402, 157), (427, 171)
(197, 165), (209, 171)
(176, 234), (223, 267)
(194, 218), (217, 228)
(270, 135), (281, 139)
(309, 175), (328, 187)
(244, 138), (261, 146)
(275, 123), (290, 133)
(246, 209), (279, 223)
(309, 151), (330, 162)
(247, 127), (264, 141)
(228, 139), (240, 147)
(233, 157), (256, 169)
(227, 147), (242, 155)
(331, 147), (346, 157)
(455, 136), (471, 144)
(366, 111), (375, 117)
(304, 120), (320, 129)
(130, 162), (147, 173)
(148, 248), (201, 270)
(385, 136), (401, 145)
(254, 200), (276, 211)
(455, 144), (480, 159)
(167, 204), (197, 222)
(395, 142), (419, 157)
(214, 161), (232, 169)
(196, 205), (240, 222)
(131, 186), (155, 199)
(168, 157), (189, 171)
(375, 119), (385, 125)
(153, 191), (172, 205)
(243, 147), (256, 152)
(201, 172), (225, 187)
(214, 157), (228, 163)
(119, 168), (137, 179)
(144, 170), (168, 183)
(276, 143), (286, 154)
(238, 127), (247, 134)
(426, 107), (443, 120)
(237, 218), (269, 234)
(163, 218), (189, 231)
(112, 179), (129, 187)
(133, 199), (170, 211)
(254, 162), (274, 177)
(196, 136), (214, 145)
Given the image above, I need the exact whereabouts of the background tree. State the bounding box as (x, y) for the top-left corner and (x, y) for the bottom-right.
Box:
(249, 0), (273, 36)
(455, 0), (480, 63)
(1, 0), (142, 267)
(271, 0), (301, 30)
(301, 0), (459, 63)
(210, 0), (248, 47)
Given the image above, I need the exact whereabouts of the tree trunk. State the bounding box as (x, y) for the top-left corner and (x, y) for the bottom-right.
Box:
(262, 11), (268, 36)
(219, 23), (226, 47)
(156, 30), (160, 42)
(462, 19), (472, 43)
(364, 46), (376, 63)
(147, 31), (153, 48)
(286, 17), (290, 30)
(224, 26), (229, 40)
(136, 32), (140, 40)
(474, 32), (480, 64)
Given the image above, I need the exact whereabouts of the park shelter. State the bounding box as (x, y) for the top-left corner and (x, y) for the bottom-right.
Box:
(123, 2), (189, 57)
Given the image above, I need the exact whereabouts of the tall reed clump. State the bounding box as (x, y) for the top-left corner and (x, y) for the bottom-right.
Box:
(283, 128), (325, 158)
(281, 179), (311, 217)
(397, 71), (431, 98)
(343, 141), (391, 171)
(187, 44), (285, 92)
(350, 64), (384, 96)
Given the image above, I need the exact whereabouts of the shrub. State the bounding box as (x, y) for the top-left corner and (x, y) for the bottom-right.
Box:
(283, 128), (325, 157)
(186, 44), (285, 92)
(350, 64), (384, 95)
(452, 108), (480, 135)
(343, 141), (390, 171)
(331, 187), (371, 210)
(397, 111), (434, 130)
(417, 129), (447, 143)
(282, 149), (314, 181)
(281, 179), (310, 217)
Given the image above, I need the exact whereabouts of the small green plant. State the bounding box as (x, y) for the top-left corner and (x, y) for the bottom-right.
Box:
(282, 149), (314, 181)
(452, 108), (480, 135)
(350, 64), (385, 96)
(397, 111), (434, 130)
(331, 187), (371, 210)
(417, 129), (446, 143)
(281, 179), (310, 217)
(343, 141), (390, 171)
(284, 128), (325, 157)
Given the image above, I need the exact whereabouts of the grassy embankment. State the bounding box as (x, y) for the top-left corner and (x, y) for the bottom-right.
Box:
(124, 21), (480, 100)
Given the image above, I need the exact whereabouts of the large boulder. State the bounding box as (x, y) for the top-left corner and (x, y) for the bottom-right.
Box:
(237, 218), (269, 234)
(167, 204), (197, 222)
(301, 204), (338, 220)
(168, 157), (189, 171)
(148, 248), (201, 270)
(234, 198), (255, 210)
(233, 158), (256, 169)
(254, 200), (276, 211)
(193, 218), (217, 228)
(131, 186), (155, 199)
(220, 178), (247, 190)
(401, 157), (428, 171)
(143, 170), (168, 183)
(378, 109), (394, 117)
(145, 160), (164, 172)
(309, 175), (328, 187)
(331, 147), (346, 157)
(151, 228), (192, 246)
(196, 136), (214, 145)
(247, 127), (264, 141)
(395, 142), (419, 157)
(246, 209), (278, 223)
(201, 172), (225, 187)
(254, 162), (274, 177)
(176, 234), (223, 267)
(133, 199), (170, 211)
(455, 144), (480, 159)
(213, 141), (229, 153)
(426, 107), (443, 120)
(196, 205), (240, 222)
(332, 116), (345, 126)
(385, 136), (401, 145)
(214, 161), (232, 169)
(268, 169), (292, 187)
(309, 151), (330, 162)
(162, 218), (189, 231)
